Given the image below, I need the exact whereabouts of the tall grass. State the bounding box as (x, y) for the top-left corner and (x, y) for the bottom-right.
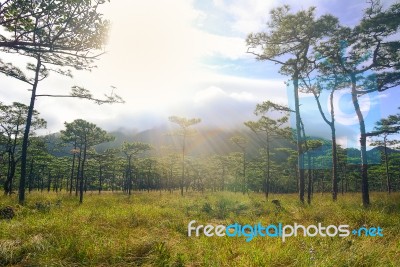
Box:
(0, 191), (399, 266)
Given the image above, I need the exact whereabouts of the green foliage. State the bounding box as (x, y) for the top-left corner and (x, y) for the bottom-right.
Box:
(152, 241), (171, 266)
(121, 141), (152, 158)
(0, 102), (47, 195)
(0, 102), (46, 139)
(0, 0), (109, 57)
(169, 116), (201, 131)
(201, 202), (213, 214)
(215, 197), (231, 219)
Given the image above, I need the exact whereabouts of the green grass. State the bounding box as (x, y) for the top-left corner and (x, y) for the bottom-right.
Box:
(0, 191), (399, 266)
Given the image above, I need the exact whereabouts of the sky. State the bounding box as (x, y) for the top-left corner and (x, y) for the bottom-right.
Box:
(1, 0), (400, 149)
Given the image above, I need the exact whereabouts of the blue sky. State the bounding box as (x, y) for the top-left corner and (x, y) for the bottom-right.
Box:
(1, 0), (399, 149)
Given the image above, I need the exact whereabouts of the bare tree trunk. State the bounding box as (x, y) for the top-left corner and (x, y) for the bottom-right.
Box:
(351, 74), (369, 207)
(293, 75), (305, 203)
(265, 134), (270, 200)
(28, 159), (34, 193)
(383, 137), (391, 194)
(4, 153), (16, 195)
(79, 135), (87, 204)
(128, 157), (132, 195)
(98, 165), (102, 194)
(181, 134), (185, 196)
(75, 150), (82, 197)
(69, 141), (77, 195)
(19, 55), (41, 204)
(331, 127), (339, 201)
(112, 167), (116, 192)
(47, 170), (51, 192)
(329, 90), (339, 201)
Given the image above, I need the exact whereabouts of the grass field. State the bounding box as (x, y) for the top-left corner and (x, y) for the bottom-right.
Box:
(0, 191), (399, 266)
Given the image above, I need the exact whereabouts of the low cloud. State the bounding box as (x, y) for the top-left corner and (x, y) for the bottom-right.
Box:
(194, 86), (256, 105)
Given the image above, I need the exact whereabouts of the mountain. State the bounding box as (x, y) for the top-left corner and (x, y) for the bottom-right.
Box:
(47, 126), (294, 158)
(368, 145), (400, 155)
(100, 126), (294, 156)
(43, 127), (400, 167)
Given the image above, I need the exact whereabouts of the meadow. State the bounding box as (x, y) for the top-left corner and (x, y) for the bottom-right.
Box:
(0, 191), (399, 266)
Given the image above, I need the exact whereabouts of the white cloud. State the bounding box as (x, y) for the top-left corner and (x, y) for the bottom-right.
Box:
(212, 0), (277, 35)
(195, 31), (247, 60)
(199, 73), (287, 103)
(194, 85), (257, 105)
(230, 91), (255, 101)
(194, 86), (227, 104)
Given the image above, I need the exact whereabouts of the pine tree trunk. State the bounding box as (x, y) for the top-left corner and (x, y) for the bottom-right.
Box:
(330, 90), (339, 201)
(79, 135), (87, 204)
(383, 138), (391, 194)
(293, 74), (305, 203)
(351, 74), (369, 207)
(19, 55), (41, 204)
(69, 142), (77, 195)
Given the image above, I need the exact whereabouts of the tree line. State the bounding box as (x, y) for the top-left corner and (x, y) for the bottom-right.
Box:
(1, 102), (400, 204)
